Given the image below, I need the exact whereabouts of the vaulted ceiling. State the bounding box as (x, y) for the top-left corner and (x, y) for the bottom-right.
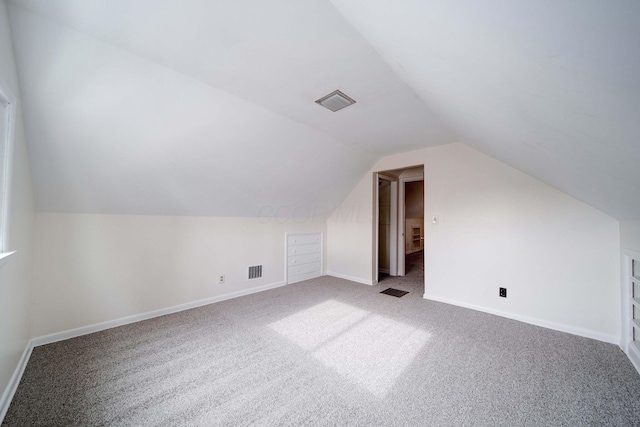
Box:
(332, 0), (640, 221)
(7, 0), (640, 219)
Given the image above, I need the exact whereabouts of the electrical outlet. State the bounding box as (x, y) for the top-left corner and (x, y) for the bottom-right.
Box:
(499, 287), (507, 298)
(219, 275), (225, 284)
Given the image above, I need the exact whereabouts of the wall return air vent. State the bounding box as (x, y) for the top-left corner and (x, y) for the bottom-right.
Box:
(248, 265), (262, 280)
(315, 90), (356, 112)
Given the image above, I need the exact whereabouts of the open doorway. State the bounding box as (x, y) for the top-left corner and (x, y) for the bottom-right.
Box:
(374, 166), (424, 296)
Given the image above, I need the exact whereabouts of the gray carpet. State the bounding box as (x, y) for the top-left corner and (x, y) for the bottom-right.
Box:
(4, 253), (640, 426)
(378, 250), (425, 297)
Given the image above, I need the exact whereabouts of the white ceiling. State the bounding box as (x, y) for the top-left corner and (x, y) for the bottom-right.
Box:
(6, 0), (640, 220)
(331, 0), (640, 220)
(6, 0), (455, 216)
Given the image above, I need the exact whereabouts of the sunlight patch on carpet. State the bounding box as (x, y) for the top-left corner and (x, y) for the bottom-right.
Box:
(268, 300), (370, 350)
(268, 299), (430, 397)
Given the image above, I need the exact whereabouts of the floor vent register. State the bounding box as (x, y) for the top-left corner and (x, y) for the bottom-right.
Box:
(380, 288), (409, 298)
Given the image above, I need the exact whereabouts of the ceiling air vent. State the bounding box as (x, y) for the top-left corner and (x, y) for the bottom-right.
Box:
(315, 89), (356, 112)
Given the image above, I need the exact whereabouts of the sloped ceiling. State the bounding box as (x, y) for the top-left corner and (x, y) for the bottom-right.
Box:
(331, 0), (640, 220)
(7, 0), (455, 216)
(7, 1), (640, 220)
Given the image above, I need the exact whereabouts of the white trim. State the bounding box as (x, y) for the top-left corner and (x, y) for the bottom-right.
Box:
(629, 342), (640, 376)
(622, 248), (640, 261)
(373, 174), (381, 281)
(32, 281), (286, 347)
(0, 250), (16, 268)
(287, 271), (321, 284)
(326, 271), (375, 286)
(423, 293), (619, 345)
(389, 181), (398, 275)
(0, 78), (17, 253)
(621, 251), (633, 353)
(0, 340), (33, 423)
(1, 280), (289, 422)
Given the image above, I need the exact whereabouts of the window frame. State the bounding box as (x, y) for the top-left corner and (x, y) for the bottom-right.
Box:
(0, 77), (17, 257)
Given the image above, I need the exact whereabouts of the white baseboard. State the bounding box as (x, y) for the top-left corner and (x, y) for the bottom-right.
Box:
(326, 271), (375, 286)
(1, 280), (288, 423)
(0, 340), (34, 424)
(288, 271), (322, 284)
(423, 293), (620, 345)
(32, 281), (286, 347)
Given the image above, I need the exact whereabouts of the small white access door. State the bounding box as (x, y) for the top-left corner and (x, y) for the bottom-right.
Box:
(285, 232), (323, 284)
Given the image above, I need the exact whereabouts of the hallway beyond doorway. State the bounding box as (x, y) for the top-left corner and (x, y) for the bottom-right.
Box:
(377, 250), (424, 298)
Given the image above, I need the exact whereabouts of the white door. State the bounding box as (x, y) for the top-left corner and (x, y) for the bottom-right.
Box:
(377, 174), (398, 276)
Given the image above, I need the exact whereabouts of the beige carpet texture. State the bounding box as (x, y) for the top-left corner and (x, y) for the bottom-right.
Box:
(4, 253), (640, 426)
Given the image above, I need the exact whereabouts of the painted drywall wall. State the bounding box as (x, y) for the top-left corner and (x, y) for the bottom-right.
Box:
(325, 171), (375, 284)
(31, 213), (324, 337)
(0, 0), (35, 406)
(327, 143), (621, 341)
(621, 221), (640, 253)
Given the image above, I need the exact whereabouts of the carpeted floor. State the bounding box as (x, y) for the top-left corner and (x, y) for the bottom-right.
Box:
(4, 255), (640, 426)
(378, 250), (425, 297)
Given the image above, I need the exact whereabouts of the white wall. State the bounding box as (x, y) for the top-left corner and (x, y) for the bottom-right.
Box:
(327, 143), (621, 342)
(621, 221), (640, 253)
(325, 172), (376, 284)
(0, 0), (35, 405)
(32, 213), (324, 337)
